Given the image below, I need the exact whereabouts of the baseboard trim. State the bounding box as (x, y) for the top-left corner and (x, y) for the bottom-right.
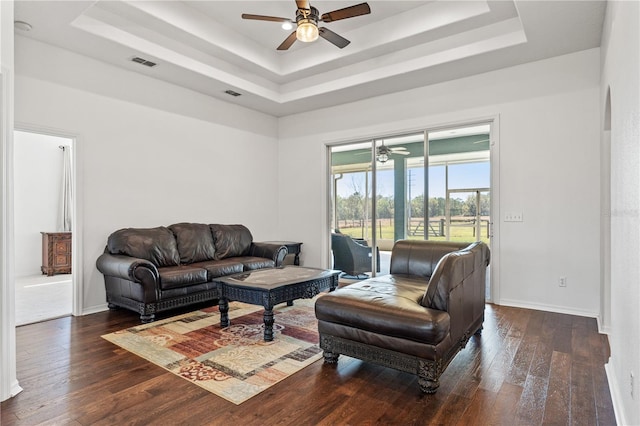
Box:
(497, 298), (598, 319)
(596, 315), (612, 335)
(605, 361), (627, 426)
(10, 380), (23, 399)
(81, 303), (108, 316)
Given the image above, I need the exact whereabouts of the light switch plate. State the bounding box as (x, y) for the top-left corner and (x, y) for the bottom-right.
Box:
(505, 212), (523, 222)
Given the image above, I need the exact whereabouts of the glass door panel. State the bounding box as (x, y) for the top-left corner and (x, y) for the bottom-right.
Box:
(427, 124), (492, 299)
(330, 142), (375, 277)
(374, 134), (425, 274)
(329, 124), (492, 290)
(446, 189), (490, 243)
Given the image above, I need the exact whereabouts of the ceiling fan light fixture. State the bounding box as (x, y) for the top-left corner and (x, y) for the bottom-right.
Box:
(281, 21), (294, 30)
(296, 20), (319, 42)
(377, 153), (389, 163)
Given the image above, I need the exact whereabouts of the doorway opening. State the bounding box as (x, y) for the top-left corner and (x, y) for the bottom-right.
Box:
(13, 130), (75, 325)
(328, 122), (493, 297)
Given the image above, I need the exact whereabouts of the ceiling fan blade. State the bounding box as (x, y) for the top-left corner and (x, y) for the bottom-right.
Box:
(321, 2), (371, 23)
(242, 14), (290, 22)
(296, 0), (310, 10)
(319, 27), (350, 48)
(393, 151), (410, 155)
(277, 31), (298, 50)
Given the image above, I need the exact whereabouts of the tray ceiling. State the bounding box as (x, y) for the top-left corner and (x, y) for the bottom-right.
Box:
(14, 1), (606, 116)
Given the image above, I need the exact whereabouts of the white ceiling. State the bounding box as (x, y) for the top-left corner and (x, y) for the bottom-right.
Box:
(14, 0), (606, 117)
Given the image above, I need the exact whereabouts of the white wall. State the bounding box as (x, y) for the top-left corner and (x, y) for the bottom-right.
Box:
(14, 131), (70, 277)
(15, 36), (280, 313)
(278, 48), (602, 318)
(600, 1), (640, 424)
(0, 0), (22, 404)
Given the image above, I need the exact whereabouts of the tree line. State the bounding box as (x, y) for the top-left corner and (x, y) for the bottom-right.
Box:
(336, 193), (490, 221)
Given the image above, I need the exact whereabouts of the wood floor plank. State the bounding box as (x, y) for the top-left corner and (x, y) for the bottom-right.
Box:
(429, 393), (472, 425)
(571, 361), (598, 426)
(487, 382), (523, 425)
(516, 373), (550, 425)
(572, 324), (592, 365)
(456, 388), (498, 425)
(505, 339), (537, 386)
(542, 351), (572, 425)
(478, 336), (520, 392)
(2, 304), (616, 425)
(592, 364), (617, 426)
(529, 339), (554, 379)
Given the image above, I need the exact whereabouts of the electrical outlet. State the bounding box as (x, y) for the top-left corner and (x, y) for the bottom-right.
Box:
(631, 372), (635, 399)
(505, 212), (523, 222)
(559, 277), (567, 287)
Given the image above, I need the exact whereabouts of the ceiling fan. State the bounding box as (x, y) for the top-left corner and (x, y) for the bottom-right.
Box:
(355, 141), (410, 163)
(241, 1), (371, 50)
(376, 142), (409, 163)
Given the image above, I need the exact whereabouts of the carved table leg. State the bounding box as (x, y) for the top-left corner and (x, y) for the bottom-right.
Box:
(219, 298), (229, 328)
(263, 307), (274, 341)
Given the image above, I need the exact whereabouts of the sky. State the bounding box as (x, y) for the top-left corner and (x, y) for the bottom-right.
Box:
(337, 161), (490, 200)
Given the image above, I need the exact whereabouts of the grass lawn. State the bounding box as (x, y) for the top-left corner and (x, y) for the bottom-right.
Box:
(338, 219), (490, 245)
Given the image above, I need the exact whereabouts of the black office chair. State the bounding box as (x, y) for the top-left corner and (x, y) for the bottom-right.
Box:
(331, 233), (380, 278)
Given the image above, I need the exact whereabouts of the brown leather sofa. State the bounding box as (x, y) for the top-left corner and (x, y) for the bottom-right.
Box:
(315, 239), (490, 393)
(96, 223), (287, 322)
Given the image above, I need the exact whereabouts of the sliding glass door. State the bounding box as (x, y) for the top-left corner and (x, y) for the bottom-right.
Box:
(329, 123), (491, 284)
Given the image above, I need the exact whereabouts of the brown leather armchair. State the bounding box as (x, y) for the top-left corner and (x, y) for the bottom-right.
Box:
(331, 232), (380, 277)
(315, 239), (490, 393)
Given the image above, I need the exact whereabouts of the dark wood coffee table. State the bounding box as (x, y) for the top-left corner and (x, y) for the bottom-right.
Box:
(215, 266), (340, 341)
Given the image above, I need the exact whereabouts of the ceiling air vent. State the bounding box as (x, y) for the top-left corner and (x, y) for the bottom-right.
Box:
(130, 56), (157, 67)
(224, 90), (242, 97)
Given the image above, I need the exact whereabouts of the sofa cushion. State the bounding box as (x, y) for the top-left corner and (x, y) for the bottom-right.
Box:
(237, 256), (275, 271)
(192, 259), (244, 279)
(107, 227), (180, 267)
(158, 265), (208, 290)
(210, 224), (253, 260)
(315, 277), (450, 345)
(168, 222), (217, 264)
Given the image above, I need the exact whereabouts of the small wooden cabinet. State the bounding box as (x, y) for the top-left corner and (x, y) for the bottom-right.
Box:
(41, 232), (72, 276)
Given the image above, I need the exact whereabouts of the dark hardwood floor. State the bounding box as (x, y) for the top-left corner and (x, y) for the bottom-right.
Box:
(1, 302), (616, 425)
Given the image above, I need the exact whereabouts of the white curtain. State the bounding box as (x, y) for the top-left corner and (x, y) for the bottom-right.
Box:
(59, 146), (73, 232)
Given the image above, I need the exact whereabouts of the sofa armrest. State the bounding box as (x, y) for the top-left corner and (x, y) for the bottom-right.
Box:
(421, 243), (488, 345)
(249, 242), (288, 267)
(96, 252), (159, 283)
(421, 251), (475, 312)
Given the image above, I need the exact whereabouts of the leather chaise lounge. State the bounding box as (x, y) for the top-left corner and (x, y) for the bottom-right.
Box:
(315, 239), (490, 393)
(96, 223), (287, 322)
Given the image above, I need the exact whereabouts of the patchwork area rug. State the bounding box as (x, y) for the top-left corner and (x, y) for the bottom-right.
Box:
(102, 298), (322, 404)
